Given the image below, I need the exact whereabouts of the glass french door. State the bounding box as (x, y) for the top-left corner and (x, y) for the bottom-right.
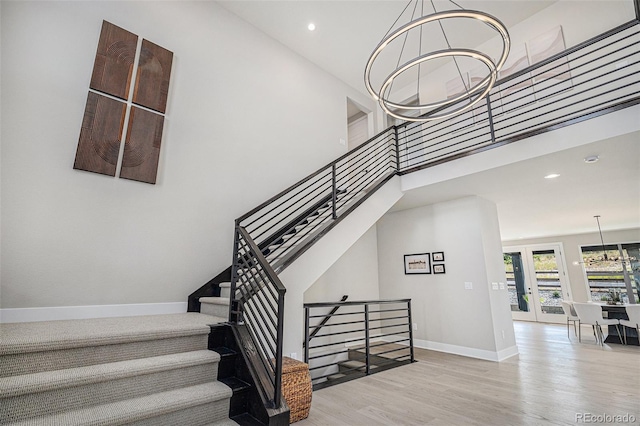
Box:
(504, 243), (572, 323)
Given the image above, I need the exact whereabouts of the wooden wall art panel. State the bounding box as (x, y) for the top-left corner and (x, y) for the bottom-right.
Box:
(90, 21), (138, 100)
(119, 106), (165, 184)
(74, 92), (126, 177)
(133, 39), (174, 113)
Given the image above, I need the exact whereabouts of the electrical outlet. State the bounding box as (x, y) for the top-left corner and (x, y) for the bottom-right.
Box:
(339, 138), (346, 146)
(465, 282), (473, 290)
(499, 282), (505, 290)
(413, 323), (418, 331)
(501, 330), (505, 340)
(290, 352), (297, 360)
(492, 282), (499, 290)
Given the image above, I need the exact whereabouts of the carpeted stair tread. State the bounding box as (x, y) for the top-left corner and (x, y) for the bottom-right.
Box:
(0, 350), (220, 398)
(200, 297), (231, 306)
(0, 313), (225, 355)
(5, 381), (233, 426)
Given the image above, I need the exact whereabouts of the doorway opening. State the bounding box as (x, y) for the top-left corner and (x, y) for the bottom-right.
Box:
(503, 243), (572, 323)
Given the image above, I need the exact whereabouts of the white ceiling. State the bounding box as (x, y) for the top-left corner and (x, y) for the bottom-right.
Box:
(217, 0), (639, 241)
(218, 0), (556, 95)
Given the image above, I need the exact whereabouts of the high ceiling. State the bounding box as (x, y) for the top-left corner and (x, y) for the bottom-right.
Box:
(218, 0), (557, 95)
(217, 0), (639, 240)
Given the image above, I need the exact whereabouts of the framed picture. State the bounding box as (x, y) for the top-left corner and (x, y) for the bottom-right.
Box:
(432, 252), (445, 262)
(404, 253), (431, 274)
(433, 264), (446, 274)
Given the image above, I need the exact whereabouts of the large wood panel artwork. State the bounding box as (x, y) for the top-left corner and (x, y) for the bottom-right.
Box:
(133, 40), (173, 113)
(90, 21), (138, 100)
(73, 92), (126, 177)
(119, 107), (164, 184)
(74, 20), (173, 185)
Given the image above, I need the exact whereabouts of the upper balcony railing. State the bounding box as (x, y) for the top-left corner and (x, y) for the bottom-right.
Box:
(397, 20), (640, 172)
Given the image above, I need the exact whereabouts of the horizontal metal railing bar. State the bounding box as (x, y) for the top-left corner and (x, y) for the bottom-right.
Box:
(307, 337), (366, 351)
(368, 322), (410, 332)
(309, 318), (367, 328)
(375, 330), (412, 339)
(364, 314), (410, 322)
(367, 307), (412, 314)
(370, 346), (412, 358)
(305, 299), (412, 308)
(308, 310), (365, 318)
(311, 328), (367, 339)
(308, 349), (350, 360)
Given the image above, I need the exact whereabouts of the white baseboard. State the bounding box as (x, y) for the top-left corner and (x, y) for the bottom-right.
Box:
(397, 337), (519, 362)
(0, 302), (188, 323)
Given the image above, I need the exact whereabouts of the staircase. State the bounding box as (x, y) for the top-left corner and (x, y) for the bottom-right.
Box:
(0, 313), (238, 425)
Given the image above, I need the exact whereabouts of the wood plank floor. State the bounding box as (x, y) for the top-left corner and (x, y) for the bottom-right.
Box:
(298, 321), (640, 425)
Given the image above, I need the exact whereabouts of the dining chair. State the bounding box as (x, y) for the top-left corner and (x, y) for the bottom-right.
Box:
(619, 305), (640, 345)
(572, 302), (622, 345)
(560, 301), (579, 339)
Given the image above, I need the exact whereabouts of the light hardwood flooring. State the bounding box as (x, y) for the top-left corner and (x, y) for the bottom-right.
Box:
(298, 321), (640, 425)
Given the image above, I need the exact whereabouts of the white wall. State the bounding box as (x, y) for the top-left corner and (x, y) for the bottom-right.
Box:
(304, 225), (380, 305)
(377, 196), (517, 361)
(0, 1), (377, 314)
(503, 228), (640, 303)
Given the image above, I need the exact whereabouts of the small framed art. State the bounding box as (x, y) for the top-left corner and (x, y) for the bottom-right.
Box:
(433, 264), (446, 274)
(404, 253), (431, 274)
(432, 252), (445, 262)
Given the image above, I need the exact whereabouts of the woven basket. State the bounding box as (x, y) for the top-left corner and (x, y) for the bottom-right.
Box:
(281, 356), (312, 423)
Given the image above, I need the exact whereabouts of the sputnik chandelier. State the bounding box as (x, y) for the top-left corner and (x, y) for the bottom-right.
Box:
(364, 0), (511, 122)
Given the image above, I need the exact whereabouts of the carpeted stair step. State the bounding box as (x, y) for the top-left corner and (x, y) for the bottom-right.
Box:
(3, 381), (233, 426)
(0, 313), (225, 377)
(0, 350), (221, 422)
(200, 297), (230, 318)
(219, 282), (231, 299)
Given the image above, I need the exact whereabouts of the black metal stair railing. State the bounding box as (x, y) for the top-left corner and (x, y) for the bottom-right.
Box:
(230, 225), (286, 408)
(303, 299), (415, 390)
(225, 18), (640, 407)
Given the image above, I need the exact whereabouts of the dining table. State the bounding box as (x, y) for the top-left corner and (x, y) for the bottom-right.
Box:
(601, 304), (638, 344)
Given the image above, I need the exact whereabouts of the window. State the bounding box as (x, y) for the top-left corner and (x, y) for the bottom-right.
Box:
(580, 242), (640, 304)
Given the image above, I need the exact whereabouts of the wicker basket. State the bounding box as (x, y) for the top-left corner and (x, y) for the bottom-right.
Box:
(280, 356), (312, 423)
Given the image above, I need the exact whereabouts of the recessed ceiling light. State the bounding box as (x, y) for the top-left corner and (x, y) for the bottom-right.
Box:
(584, 155), (599, 163)
(544, 173), (560, 179)
(307, 23), (316, 31)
